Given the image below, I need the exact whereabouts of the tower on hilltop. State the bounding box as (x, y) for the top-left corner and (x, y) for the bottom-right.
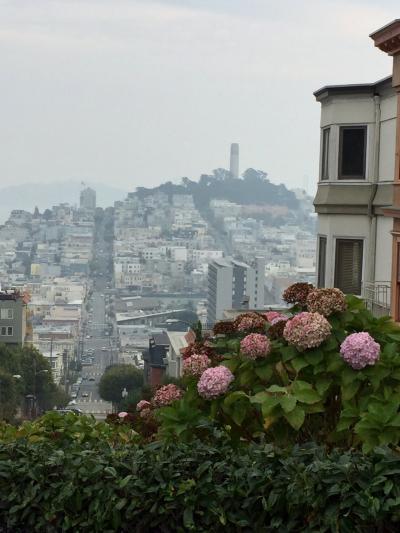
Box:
(229, 143), (239, 179)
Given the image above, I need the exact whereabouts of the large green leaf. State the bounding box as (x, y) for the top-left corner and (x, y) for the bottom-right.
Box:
(292, 381), (321, 404)
(284, 406), (305, 430)
(291, 357), (309, 373)
(280, 395), (297, 413)
(254, 364), (273, 381)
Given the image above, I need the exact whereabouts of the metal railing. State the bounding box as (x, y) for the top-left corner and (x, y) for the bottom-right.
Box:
(362, 281), (391, 318)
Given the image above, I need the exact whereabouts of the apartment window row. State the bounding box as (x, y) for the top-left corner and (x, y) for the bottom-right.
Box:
(0, 308), (13, 319)
(318, 236), (363, 295)
(0, 326), (13, 337)
(321, 125), (367, 181)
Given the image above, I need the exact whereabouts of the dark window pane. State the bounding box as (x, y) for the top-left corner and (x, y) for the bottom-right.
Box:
(317, 236), (327, 287)
(321, 129), (330, 180)
(334, 239), (363, 294)
(339, 126), (366, 179)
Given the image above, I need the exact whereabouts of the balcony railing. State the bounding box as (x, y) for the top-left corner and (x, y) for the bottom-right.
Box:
(362, 281), (391, 318)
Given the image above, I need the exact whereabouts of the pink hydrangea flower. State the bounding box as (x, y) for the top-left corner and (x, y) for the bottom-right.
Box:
(118, 411), (128, 418)
(264, 311), (284, 323)
(197, 366), (234, 400)
(283, 311), (331, 351)
(340, 332), (380, 370)
(152, 384), (183, 407)
(270, 315), (289, 326)
(240, 333), (271, 360)
(183, 353), (211, 377)
(136, 400), (151, 412)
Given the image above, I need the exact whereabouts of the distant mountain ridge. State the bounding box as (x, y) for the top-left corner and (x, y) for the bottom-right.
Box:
(136, 168), (299, 211)
(0, 181), (127, 223)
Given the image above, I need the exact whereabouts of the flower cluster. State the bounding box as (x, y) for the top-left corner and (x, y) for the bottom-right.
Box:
(181, 341), (215, 361)
(118, 411), (128, 418)
(240, 333), (271, 360)
(307, 288), (347, 316)
(264, 311), (284, 323)
(136, 400), (151, 412)
(283, 311), (331, 350)
(197, 366), (234, 399)
(152, 384), (183, 407)
(234, 312), (266, 332)
(282, 282), (314, 306)
(183, 353), (211, 377)
(213, 320), (236, 335)
(268, 319), (287, 340)
(340, 332), (380, 370)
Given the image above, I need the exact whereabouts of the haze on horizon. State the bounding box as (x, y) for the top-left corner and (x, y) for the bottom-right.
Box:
(0, 0), (397, 194)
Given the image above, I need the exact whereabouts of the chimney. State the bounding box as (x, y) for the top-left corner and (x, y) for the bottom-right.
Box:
(229, 143), (239, 178)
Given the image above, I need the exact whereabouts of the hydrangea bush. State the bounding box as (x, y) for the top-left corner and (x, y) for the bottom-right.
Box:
(147, 284), (400, 452)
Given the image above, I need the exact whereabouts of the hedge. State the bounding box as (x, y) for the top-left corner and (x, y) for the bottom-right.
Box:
(1, 429), (400, 531)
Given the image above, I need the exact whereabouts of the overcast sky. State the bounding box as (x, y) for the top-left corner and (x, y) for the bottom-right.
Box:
(0, 0), (398, 194)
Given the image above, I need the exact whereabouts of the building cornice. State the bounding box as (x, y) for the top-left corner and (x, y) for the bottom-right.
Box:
(370, 20), (400, 56)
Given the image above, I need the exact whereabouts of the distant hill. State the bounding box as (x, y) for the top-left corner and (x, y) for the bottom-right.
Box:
(136, 168), (299, 211)
(0, 181), (127, 223)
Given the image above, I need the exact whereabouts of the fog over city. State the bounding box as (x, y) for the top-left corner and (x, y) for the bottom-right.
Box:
(0, 0), (396, 194)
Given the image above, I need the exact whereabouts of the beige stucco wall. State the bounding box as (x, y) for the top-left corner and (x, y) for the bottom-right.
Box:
(375, 215), (392, 283)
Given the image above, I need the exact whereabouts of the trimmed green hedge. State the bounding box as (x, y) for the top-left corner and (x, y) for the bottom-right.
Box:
(1, 431), (400, 531)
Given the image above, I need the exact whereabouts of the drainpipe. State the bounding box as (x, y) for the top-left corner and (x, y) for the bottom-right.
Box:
(366, 95), (381, 289)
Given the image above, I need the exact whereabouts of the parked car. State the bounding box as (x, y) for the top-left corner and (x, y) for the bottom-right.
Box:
(89, 377), (95, 381)
(81, 392), (89, 398)
(101, 346), (107, 351)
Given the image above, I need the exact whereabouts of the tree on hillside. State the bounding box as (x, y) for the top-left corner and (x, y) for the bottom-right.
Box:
(99, 365), (144, 404)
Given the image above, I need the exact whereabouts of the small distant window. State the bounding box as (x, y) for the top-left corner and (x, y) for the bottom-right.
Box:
(0, 327), (6, 336)
(0, 308), (13, 319)
(321, 128), (330, 180)
(7, 327), (13, 336)
(339, 126), (367, 179)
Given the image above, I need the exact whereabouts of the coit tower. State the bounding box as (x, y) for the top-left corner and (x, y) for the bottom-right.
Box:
(229, 143), (239, 178)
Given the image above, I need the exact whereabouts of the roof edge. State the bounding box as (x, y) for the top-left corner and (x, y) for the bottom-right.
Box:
(314, 75), (392, 100)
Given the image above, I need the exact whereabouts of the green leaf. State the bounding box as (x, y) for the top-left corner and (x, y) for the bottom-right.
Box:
(221, 359), (240, 373)
(341, 367), (358, 386)
(281, 345), (298, 362)
(315, 377), (331, 396)
(280, 395), (297, 413)
(224, 391), (248, 407)
(284, 406), (305, 430)
(305, 349), (324, 366)
(266, 385), (287, 394)
(341, 381), (361, 401)
(183, 507), (194, 529)
(291, 357), (309, 373)
(254, 364), (273, 381)
(292, 381), (321, 404)
(231, 402), (247, 426)
(261, 397), (281, 417)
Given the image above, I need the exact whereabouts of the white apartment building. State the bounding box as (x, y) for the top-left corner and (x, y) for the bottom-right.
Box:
(313, 20), (400, 317)
(207, 257), (265, 323)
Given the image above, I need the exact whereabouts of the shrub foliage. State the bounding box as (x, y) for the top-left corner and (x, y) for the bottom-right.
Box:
(1, 413), (400, 531)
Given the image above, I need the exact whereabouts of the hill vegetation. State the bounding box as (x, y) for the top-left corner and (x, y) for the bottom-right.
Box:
(136, 168), (299, 211)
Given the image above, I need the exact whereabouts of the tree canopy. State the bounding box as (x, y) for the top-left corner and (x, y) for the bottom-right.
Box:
(99, 365), (144, 404)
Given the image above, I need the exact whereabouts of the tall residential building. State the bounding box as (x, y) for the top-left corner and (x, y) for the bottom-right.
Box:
(80, 187), (96, 211)
(313, 19), (400, 319)
(0, 290), (28, 346)
(207, 257), (265, 323)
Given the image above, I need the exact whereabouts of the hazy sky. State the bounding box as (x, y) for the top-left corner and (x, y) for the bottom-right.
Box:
(0, 0), (398, 194)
